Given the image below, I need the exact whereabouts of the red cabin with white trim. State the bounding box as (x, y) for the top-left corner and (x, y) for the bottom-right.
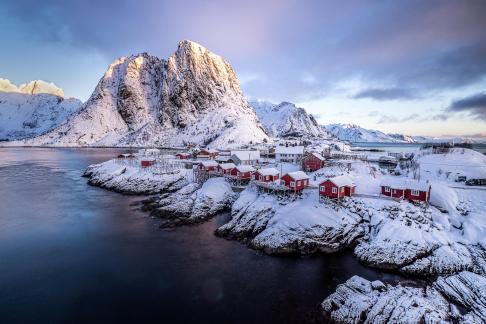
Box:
(253, 168), (280, 183)
(230, 165), (255, 180)
(198, 160), (219, 172)
(281, 171), (309, 191)
(319, 175), (356, 199)
(197, 149), (219, 159)
(381, 179), (431, 202)
(302, 152), (326, 172)
(218, 163), (236, 176)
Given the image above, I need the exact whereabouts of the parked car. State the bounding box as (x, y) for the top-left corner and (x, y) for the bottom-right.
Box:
(465, 178), (486, 186)
(455, 175), (467, 182)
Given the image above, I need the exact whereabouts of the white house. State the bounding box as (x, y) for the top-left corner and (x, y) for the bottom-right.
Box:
(230, 150), (261, 165)
(275, 146), (304, 163)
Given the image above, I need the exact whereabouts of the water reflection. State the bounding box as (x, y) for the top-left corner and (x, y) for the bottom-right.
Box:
(0, 148), (407, 323)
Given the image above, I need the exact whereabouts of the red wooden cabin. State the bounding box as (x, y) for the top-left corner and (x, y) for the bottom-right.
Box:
(197, 149), (219, 159)
(381, 179), (431, 202)
(319, 175), (356, 200)
(253, 168), (280, 183)
(176, 153), (191, 159)
(230, 165), (255, 180)
(141, 158), (156, 168)
(302, 152), (326, 172)
(198, 160), (219, 172)
(281, 171), (309, 191)
(218, 163), (236, 176)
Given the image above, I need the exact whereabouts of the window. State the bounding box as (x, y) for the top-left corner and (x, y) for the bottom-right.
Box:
(297, 181), (301, 186)
(332, 187), (337, 194)
(265, 176), (269, 181)
(341, 187), (345, 193)
(260, 176), (263, 181)
(290, 181), (295, 187)
(320, 186), (324, 191)
(411, 189), (420, 196)
(237, 172), (241, 176)
(384, 186), (390, 193)
(392, 189), (396, 194)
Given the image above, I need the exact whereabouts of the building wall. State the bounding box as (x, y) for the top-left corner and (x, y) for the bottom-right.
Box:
(302, 155), (324, 171)
(281, 175), (308, 191)
(404, 189), (429, 202)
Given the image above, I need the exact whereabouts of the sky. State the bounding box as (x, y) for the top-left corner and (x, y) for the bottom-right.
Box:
(1, 0), (485, 137)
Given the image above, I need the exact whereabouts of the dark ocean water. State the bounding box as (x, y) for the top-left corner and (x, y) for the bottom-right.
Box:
(0, 148), (405, 324)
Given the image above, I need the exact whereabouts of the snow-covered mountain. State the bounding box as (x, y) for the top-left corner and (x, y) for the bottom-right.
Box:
(324, 123), (412, 143)
(0, 79), (82, 140)
(250, 100), (326, 138)
(23, 40), (268, 148)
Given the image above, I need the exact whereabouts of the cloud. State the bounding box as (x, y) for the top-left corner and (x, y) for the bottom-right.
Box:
(353, 87), (418, 101)
(447, 92), (486, 120)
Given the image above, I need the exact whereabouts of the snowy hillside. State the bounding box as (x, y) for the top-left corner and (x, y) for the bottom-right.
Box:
(0, 79), (82, 140)
(250, 100), (326, 138)
(22, 41), (269, 148)
(324, 123), (412, 143)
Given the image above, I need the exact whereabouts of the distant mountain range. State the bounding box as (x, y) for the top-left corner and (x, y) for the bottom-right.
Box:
(250, 100), (327, 138)
(324, 123), (481, 144)
(1, 43), (482, 147)
(0, 79), (82, 140)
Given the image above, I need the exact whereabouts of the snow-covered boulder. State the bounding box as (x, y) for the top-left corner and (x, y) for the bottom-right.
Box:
(146, 177), (238, 226)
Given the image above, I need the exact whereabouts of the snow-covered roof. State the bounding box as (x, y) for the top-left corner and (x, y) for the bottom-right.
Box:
(275, 146), (304, 154)
(202, 149), (219, 154)
(308, 152), (325, 161)
(285, 171), (309, 180)
(200, 160), (219, 167)
(219, 163), (236, 170)
(215, 156), (232, 162)
(231, 150), (260, 161)
(236, 165), (255, 173)
(256, 167), (280, 176)
(324, 175), (355, 188)
(380, 178), (430, 191)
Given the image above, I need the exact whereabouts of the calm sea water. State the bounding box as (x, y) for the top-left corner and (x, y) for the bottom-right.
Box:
(351, 142), (486, 154)
(0, 148), (406, 324)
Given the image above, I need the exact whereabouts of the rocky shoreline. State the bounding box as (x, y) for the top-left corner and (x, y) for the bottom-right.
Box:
(84, 160), (486, 323)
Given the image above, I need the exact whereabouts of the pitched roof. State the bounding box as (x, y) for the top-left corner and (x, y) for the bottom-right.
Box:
(219, 163), (236, 170)
(380, 178), (431, 191)
(256, 167), (280, 176)
(236, 165), (255, 173)
(285, 171), (309, 180)
(231, 150), (261, 161)
(307, 152), (325, 161)
(200, 160), (219, 167)
(275, 146), (304, 154)
(323, 175), (355, 187)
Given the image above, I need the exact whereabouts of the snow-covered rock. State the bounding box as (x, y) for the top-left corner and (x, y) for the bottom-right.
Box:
(321, 272), (486, 323)
(0, 79), (82, 140)
(83, 158), (189, 194)
(216, 188), (365, 254)
(21, 40), (269, 148)
(145, 177), (238, 226)
(250, 100), (326, 138)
